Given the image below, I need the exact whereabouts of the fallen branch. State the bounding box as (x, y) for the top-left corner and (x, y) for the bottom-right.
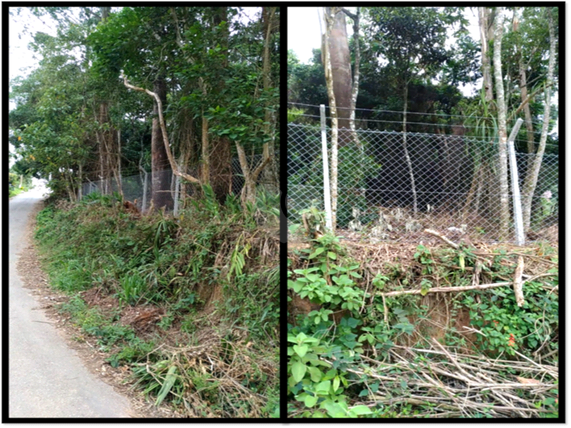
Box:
(424, 228), (459, 249)
(343, 341), (558, 418)
(378, 281), (512, 297)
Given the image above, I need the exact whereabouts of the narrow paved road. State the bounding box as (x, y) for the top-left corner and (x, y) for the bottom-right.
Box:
(9, 188), (133, 418)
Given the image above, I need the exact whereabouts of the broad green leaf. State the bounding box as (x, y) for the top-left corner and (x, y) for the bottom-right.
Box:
(315, 380), (331, 394)
(291, 361), (307, 383)
(308, 247), (325, 259)
(307, 366), (323, 382)
(350, 405), (373, 415)
(332, 376), (340, 392)
(304, 394), (318, 408)
(293, 344), (308, 358)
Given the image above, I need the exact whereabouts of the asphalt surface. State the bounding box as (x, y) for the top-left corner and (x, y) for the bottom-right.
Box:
(8, 188), (134, 418)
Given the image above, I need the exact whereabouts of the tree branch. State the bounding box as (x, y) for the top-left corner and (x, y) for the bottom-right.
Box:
(508, 83), (553, 122)
(122, 75), (201, 185)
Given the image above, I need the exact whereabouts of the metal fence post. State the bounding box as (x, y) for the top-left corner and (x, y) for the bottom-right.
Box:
(173, 174), (180, 216)
(507, 118), (525, 245)
(320, 104), (333, 230)
(142, 171), (148, 212)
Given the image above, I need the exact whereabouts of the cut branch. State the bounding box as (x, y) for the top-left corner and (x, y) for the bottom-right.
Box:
(513, 255), (525, 307)
(379, 281), (512, 297)
(424, 229), (459, 249)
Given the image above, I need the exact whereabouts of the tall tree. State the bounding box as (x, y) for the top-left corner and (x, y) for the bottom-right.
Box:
(322, 7), (340, 230)
(260, 6), (280, 193)
(325, 7), (353, 145)
(520, 7), (557, 232)
(492, 7), (511, 240)
(367, 7), (450, 213)
(342, 7), (362, 147)
(478, 7), (495, 103)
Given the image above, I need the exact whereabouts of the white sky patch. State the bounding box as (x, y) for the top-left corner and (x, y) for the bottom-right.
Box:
(9, 7), (59, 81)
(288, 7), (324, 64)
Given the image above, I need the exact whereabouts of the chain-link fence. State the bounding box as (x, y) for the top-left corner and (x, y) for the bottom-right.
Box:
(80, 155), (279, 214)
(288, 121), (558, 243)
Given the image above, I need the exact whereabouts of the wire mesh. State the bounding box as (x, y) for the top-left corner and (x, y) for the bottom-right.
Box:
(288, 120), (558, 244)
(80, 155), (279, 213)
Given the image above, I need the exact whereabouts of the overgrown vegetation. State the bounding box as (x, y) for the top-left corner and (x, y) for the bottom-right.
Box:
(35, 189), (279, 418)
(288, 215), (558, 418)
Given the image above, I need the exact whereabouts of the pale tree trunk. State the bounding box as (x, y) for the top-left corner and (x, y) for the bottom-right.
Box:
(233, 7), (274, 207)
(236, 143), (271, 208)
(150, 77), (172, 209)
(123, 76), (202, 209)
(323, 8), (339, 230)
(521, 8), (556, 232)
(519, 57), (536, 159)
(479, 7), (495, 103)
(513, 11), (536, 168)
(326, 7), (352, 146)
(492, 7), (511, 240)
(117, 129), (122, 197)
(342, 7), (361, 148)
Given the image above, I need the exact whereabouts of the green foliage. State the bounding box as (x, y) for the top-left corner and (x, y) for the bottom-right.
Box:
(10, 6), (280, 203)
(462, 269), (558, 358)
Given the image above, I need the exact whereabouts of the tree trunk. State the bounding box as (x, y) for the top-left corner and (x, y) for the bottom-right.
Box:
(208, 7), (233, 202)
(492, 7), (511, 240)
(325, 7), (352, 146)
(78, 163), (83, 200)
(97, 6), (112, 195)
(521, 7), (556, 232)
(260, 6), (279, 194)
(210, 137), (232, 203)
(342, 7), (361, 148)
(479, 7), (494, 103)
(236, 142), (271, 208)
(151, 76), (173, 209)
(116, 129), (122, 197)
(513, 11), (536, 167)
(402, 80), (418, 214)
(323, 8), (339, 230)
(123, 76), (202, 191)
(201, 111), (210, 186)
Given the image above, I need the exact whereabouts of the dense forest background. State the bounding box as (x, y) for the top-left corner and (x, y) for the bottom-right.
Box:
(288, 6), (558, 151)
(9, 6), (280, 208)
